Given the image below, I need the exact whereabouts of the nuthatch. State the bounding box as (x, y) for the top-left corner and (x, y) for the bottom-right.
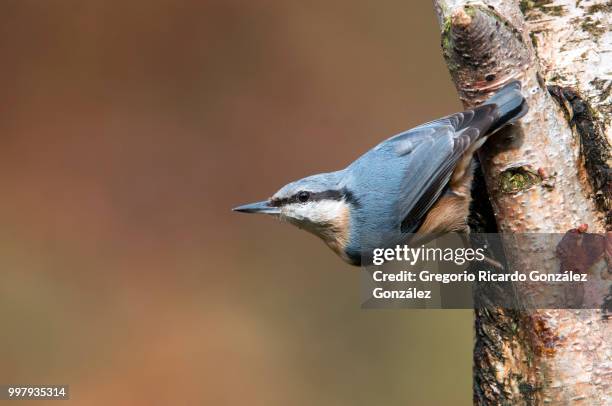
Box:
(234, 81), (527, 266)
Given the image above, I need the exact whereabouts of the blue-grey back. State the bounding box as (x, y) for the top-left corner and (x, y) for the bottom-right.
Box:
(340, 112), (487, 257)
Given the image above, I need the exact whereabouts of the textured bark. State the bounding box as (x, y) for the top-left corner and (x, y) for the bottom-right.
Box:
(433, 0), (611, 404)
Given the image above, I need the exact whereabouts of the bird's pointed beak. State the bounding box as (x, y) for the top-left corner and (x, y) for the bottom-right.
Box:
(232, 200), (280, 215)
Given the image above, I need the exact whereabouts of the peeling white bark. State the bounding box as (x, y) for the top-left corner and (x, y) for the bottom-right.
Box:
(432, 0), (611, 404)
(525, 0), (611, 142)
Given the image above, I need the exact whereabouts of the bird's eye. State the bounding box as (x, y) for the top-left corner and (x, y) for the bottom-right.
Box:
(297, 191), (310, 203)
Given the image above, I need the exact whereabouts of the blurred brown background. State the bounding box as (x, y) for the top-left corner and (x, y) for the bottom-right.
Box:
(0, 1), (471, 405)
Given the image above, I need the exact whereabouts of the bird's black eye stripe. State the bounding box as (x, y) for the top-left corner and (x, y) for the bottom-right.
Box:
(270, 188), (359, 207)
(269, 198), (286, 207)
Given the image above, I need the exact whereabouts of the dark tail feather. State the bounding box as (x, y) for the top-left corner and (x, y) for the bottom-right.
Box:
(484, 80), (528, 132)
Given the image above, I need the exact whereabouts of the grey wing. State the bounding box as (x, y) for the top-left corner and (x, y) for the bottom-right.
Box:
(393, 105), (497, 233)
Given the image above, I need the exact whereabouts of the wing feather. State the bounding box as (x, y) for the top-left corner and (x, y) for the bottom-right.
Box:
(394, 105), (497, 233)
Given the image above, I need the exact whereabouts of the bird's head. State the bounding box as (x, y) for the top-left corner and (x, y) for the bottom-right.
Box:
(234, 172), (358, 262)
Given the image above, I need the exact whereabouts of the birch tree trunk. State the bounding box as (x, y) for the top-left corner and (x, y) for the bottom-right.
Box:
(432, 0), (611, 404)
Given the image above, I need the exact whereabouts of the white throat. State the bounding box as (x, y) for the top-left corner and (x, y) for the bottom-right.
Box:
(281, 199), (351, 259)
(283, 200), (347, 224)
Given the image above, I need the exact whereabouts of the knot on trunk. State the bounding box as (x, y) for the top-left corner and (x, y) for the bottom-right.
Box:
(442, 5), (531, 107)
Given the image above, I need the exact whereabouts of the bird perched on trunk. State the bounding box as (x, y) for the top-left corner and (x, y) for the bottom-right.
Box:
(234, 81), (527, 266)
